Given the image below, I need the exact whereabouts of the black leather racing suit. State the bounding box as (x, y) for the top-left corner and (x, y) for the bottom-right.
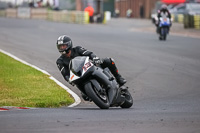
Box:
(56, 46), (120, 82)
(157, 9), (171, 21)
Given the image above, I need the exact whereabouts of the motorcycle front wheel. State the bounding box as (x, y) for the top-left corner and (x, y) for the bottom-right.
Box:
(161, 27), (167, 41)
(85, 82), (110, 109)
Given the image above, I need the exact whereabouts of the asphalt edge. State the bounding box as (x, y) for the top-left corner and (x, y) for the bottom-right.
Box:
(0, 49), (81, 108)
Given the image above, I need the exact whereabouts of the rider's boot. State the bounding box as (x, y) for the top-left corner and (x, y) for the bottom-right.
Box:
(111, 68), (126, 86)
(115, 73), (127, 86)
(110, 60), (127, 86)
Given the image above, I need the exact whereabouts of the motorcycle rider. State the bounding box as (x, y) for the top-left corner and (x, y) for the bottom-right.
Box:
(56, 35), (127, 99)
(156, 4), (172, 34)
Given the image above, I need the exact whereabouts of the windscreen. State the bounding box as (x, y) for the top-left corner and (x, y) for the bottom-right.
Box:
(70, 56), (87, 76)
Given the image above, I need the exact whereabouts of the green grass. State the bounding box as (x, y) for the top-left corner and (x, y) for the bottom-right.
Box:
(0, 52), (74, 108)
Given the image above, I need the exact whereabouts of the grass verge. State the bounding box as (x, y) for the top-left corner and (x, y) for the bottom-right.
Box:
(0, 52), (74, 108)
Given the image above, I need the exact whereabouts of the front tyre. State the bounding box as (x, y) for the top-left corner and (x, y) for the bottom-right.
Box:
(120, 90), (133, 108)
(85, 82), (110, 109)
(162, 27), (168, 41)
(163, 28), (167, 40)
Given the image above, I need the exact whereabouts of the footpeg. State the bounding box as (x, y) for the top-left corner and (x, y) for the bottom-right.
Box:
(120, 86), (128, 91)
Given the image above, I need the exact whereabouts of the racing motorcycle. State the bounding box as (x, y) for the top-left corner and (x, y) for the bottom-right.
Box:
(158, 16), (171, 41)
(68, 56), (133, 109)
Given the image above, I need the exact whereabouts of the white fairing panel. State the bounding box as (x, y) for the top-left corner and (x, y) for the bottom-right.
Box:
(69, 57), (94, 82)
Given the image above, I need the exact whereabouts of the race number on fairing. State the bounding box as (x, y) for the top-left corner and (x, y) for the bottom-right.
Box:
(83, 62), (92, 71)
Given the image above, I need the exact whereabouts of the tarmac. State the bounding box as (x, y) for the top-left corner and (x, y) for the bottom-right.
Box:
(106, 18), (200, 39)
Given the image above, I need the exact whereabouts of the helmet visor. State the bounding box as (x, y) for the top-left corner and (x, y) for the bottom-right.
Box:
(57, 44), (68, 52)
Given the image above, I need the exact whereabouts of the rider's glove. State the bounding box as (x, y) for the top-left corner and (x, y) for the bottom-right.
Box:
(93, 57), (102, 65)
(65, 76), (74, 86)
(65, 76), (69, 82)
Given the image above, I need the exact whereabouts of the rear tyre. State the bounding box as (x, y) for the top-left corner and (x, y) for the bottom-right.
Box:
(163, 34), (166, 40)
(120, 90), (133, 108)
(159, 36), (162, 40)
(85, 82), (110, 109)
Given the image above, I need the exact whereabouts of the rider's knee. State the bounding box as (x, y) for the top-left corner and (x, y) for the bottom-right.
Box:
(102, 57), (115, 67)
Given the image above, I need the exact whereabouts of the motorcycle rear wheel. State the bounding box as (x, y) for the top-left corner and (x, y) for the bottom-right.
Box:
(85, 82), (110, 109)
(120, 89), (133, 108)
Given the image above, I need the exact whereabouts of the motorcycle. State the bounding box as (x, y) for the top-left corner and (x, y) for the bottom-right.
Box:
(158, 16), (171, 41)
(68, 56), (133, 109)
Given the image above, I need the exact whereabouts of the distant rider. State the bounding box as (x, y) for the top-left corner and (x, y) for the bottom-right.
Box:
(156, 4), (172, 34)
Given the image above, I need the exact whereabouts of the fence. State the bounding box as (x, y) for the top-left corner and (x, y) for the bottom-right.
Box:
(31, 8), (47, 19)
(6, 8), (17, 18)
(0, 8), (110, 24)
(0, 8), (92, 24)
(47, 10), (88, 24)
(0, 10), (6, 17)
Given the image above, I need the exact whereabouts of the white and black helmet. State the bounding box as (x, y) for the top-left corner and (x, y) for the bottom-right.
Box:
(161, 4), (167, 10)
(56, 35), (73, 54)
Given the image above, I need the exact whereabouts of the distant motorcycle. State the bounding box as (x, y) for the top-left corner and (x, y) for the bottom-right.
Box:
(158, 16), (171, 41)
(68, 56), (133, 109)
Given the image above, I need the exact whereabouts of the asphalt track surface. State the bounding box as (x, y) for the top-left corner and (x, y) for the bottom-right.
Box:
(0, 18), (200, 133)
